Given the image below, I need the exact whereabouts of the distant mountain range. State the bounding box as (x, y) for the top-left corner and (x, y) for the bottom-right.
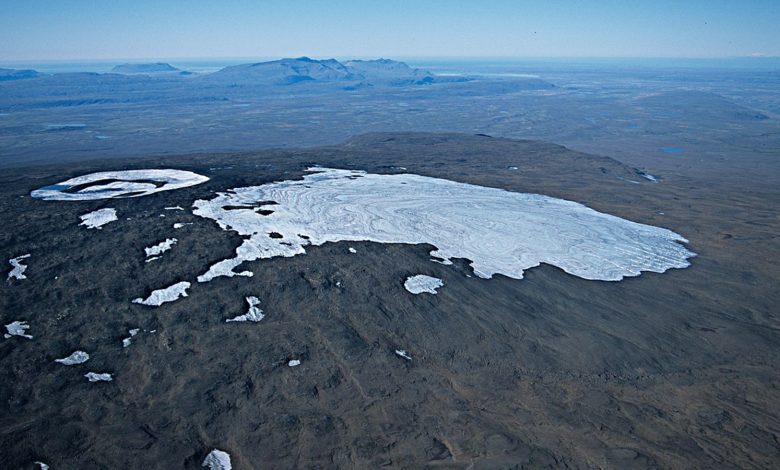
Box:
(110, 62), (187, 75)
(0, 57), (557, 94)
(0, 68), (42, 81)
(203, 57), (439, 87)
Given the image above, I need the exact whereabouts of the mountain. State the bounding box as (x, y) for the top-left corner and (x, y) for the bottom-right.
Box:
(110, 63), (184, 75)
(0, 68), (42, 81)
(206, 57), (360, 85)
(344, 58), (434, 85)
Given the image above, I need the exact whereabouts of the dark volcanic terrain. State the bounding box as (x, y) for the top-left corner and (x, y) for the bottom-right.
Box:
(1, 133), (779, 468)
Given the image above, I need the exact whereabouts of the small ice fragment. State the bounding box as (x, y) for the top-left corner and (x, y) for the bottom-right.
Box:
(508, 166), (519, 170)
(404, 275), (443, 294)
(144, 238), (177, 257)
(132, 281), (190, 306)
(8, 254), (31, 280)
(395, 350), (412, 360)
(79, 208), (118, 229)
(348, 247), (357, 253)
(336, 281), (342, 287)
(288, 359), (301, 367)
(165, 206), (185, 211)
(4, 321), (32, 339)
(202, 449), (232, 470)
(55, 350), (90, 365)
(173, 222), (193, 229)
(129, 328), (139, 336)
(122, 337), (132, 348)
(226, 296), (264, 322)
(84, 372), (112, 382)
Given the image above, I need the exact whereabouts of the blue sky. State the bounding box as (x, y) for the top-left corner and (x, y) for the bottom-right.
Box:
(1, 0), (778, 60)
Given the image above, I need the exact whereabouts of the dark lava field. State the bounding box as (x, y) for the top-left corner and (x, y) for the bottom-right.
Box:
(1, 133), (779, 468)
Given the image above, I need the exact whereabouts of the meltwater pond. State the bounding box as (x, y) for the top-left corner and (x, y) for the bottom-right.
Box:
(193, 168), (695, 283)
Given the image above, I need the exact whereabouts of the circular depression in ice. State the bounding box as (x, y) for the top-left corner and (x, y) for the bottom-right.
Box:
(193, 167), (696, 283)
(30, 169), (209, 201)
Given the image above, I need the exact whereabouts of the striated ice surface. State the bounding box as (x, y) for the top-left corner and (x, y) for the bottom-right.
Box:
(132, 281), (190, 306)
(395, 349), (412, 360)
(4, 320), (32, 339)
(55, 350), (90, 365)
(145, 238), (178, 257)
(226, 296), (264, 322)
(202, 449), (232, 470)
(192, 168), (694, 284)
(85, 372), (112, 382)
(8, 254), (31, 280)
(404, 275), (444, 294)
(31, 169), (209, 201)
(79, 208), (118, 229)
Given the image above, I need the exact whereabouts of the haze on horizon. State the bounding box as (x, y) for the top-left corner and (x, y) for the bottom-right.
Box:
(1, 0), (779, 61)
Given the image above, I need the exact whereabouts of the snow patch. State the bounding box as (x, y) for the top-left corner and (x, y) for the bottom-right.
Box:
(8, 254), (31, 280)
(226, 296), (264, 322)
(395, 350), (412, 360)
(31, 169), (209, 201)
(4, 320), (32, 339)
(55, 350), (90, 365)
(191, 168), (694, 284)
(404, 275), (444, 294)
(202, 449), (232, 470)
(145, 238), (177, 257)
(79, 208), (117, 229)
(84, 372), (112, 382)
(348, 247), (357, 253)
(122, 328), (140, 347)
(173, 222), (193, 229)
(132, 281), (190, 306)
(288, 359), (301, 367)
(165, 206), (185, 211)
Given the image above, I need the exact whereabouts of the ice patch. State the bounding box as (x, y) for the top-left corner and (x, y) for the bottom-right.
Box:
(226, 296), (264, 322)
(145, 238), (177, 257)
(8, 254), (31, 280)
(4, 320), (32, 339)
(132, 281), (190, 306)
(84, 372), (112, 382)
(192, 168), (694, 283)
(122, 328), (140, 348)
(55, 350), (90, 365)
(395, 350), (412, 360)
(79, 208), (118, 229)
(405, 275), (443, 294)
(202, 449), (232, 470)
(31, 169), (209, 201)
(288, 359), (301, 367)
(639, 172), (659, 183)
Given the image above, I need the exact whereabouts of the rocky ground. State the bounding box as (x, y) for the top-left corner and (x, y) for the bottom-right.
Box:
(1, 133), (779, 468)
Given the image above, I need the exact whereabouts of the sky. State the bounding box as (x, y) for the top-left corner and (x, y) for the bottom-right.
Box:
(1, 0), (778, 61)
